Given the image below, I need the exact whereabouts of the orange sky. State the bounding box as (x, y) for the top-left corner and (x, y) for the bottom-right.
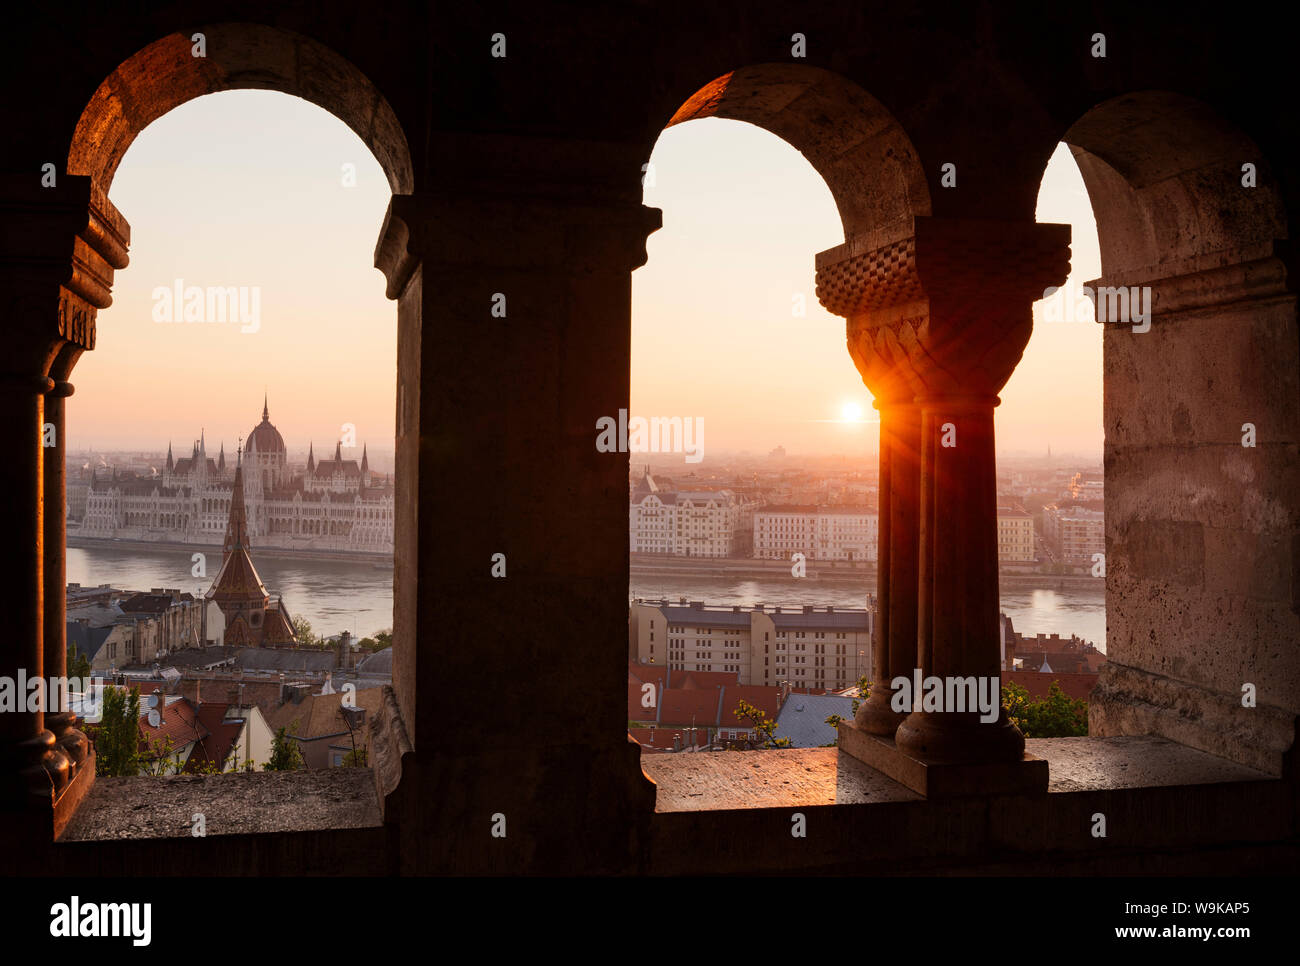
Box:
(71, 93), (1102, 462)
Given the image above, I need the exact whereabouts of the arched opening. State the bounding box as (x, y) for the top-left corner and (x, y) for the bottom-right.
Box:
(628, 65), (931, 766)
(988, 143), (1106, 717)
(35, 23), (415, 833)
(1056, 91), (1296, 772)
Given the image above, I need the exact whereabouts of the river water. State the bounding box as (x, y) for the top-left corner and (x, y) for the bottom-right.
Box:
(67, 545), (1106, 651)
(67, 545), (395, 641)
(629, 574), (1107, 651)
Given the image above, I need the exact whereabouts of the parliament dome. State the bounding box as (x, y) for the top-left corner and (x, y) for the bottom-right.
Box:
(247, 396), (286, 454)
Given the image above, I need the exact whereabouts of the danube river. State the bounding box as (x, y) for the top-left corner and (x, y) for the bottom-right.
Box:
(68, 544), (1107, 651)
(630, 573), (1107, 651)
(67, 544), (395, 640)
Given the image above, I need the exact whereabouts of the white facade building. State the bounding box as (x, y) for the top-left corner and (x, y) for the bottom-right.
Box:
(80, 400), (393, 555)
(752, 505), (878, 562)
(629, 470), (756, 558)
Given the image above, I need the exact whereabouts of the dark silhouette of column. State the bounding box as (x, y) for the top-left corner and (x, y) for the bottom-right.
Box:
(45, 344), (90, 774)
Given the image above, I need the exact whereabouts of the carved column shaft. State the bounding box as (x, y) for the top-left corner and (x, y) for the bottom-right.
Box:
(819, 217), (1069, 764)
(0, 175), (127, 810)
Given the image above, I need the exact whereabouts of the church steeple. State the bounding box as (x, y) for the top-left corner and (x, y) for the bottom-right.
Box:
(222, 443), (250, 563)
(262, 392), (269, 423)
(334, 440), (342, 462)
(218, 442), (226, 473)
(209, 440), (273, 646)
(361, 443), (369, 475)
(307, 443), (315, 473)
(166, 442), (174, 471)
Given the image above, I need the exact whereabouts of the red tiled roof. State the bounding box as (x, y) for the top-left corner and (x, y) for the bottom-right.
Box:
(719, 686), (783, 727)
(627, 680), (658, 723)
(1004, 670), (1098, 701)
(137, 695), (208, 756)
(185, 702), (246, 772)
(658, 688), (723, 727)
(676, 671), (739, 690)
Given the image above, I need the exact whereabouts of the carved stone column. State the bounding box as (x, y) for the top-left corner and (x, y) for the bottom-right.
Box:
(817, 228), (929, 737)
(0, 175), (127, 830)
(45, 343), (90, 773)
(820, 217), (1069, 794)
(371, 134), (662, 872)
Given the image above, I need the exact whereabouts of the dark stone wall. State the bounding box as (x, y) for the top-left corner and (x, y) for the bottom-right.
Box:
(1, 0), (1296, 874)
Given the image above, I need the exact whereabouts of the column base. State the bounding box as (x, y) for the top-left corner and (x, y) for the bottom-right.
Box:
(854, 689), (907, 736)
(53, 749), (95, 840)
(838, 718), (1047, 798)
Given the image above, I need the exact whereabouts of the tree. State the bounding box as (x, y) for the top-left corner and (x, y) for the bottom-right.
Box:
(67, 643), (91, 684)
(90, 685), (142, 777)
(265, 725), (304, 771)
(1001, 680), (1088, 738)
(341, 748), (368, 767)
(824, 677), (872, 740)
(732, 699), (792, 750)
(373, 628), (392, 650)
(292, 615), (316, 647)
(139, 734), (185, 776)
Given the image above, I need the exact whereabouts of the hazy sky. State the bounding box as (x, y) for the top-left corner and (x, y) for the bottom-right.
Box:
(633, 120), (1103, 459)
(70, 91), (395, 457)
(72, 92), (1101, 461)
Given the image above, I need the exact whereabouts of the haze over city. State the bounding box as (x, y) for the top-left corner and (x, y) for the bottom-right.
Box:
(70, 92), (1102, 460)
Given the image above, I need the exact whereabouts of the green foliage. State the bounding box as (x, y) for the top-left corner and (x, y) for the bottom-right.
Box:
(139, 734), (185, 776)
(1001, 680), (1088, 737)
(265, 725), (304, 771)
(91, 685), (142, 777)
(373, 629), (392, 650)
(823, 678), (873, 744)
(67, 643), (91, 683)
(292, 615), (316, 647)
(732, 699), (792, 750)
(341, 747), (368, 767)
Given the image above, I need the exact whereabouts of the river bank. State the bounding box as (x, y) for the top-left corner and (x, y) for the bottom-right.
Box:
(629, 555), (1102, 591)
(68, 534), (392, 566)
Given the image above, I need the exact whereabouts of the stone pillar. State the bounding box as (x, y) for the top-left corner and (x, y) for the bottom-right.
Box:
(816, 228), (930, 737)
(820, 217), (1069, 791)
(371, 135), (661, 872)
(0, 175), (127, 829)
(44, 343), (90, 772)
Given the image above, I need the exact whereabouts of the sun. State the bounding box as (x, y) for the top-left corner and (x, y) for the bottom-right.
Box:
(840, 401), (863, 422)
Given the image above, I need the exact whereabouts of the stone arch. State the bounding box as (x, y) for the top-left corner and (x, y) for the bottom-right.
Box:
(67, 22), (414, 195)
(1062, 90), (1287, 280)
(660, 64), (931, 242)
(1056, 91), (1299, 773)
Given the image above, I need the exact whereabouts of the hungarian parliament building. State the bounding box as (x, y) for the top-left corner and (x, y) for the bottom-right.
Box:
(77, 399), (394, 555)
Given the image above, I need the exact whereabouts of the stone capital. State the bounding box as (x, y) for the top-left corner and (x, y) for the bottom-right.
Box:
(375, 188), (662, 298)
(817, 217), (1070, 399)
(0, 175), (130, 373)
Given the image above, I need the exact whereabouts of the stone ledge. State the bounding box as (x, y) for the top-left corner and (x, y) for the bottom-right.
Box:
(642, 735), (1276, 813)
(643, 748), (921, 812)
(58, 768), (382, 841)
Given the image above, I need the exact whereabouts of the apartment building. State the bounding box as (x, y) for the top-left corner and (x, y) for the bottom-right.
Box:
(629, 599), (873, 691)
(752, 505), (878, 562)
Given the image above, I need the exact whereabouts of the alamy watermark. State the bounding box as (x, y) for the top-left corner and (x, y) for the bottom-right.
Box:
(1041, 283), (1152, 333)
(152, 278), (261, 333)
(596, 409), (704, 463)
(0, 672), (105, 721)
(890, 669), (1001, 723)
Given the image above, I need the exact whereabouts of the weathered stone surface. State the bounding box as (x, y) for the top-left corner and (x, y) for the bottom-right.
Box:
(642, 748), (921, 811)
(60, 769), (381, 841)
